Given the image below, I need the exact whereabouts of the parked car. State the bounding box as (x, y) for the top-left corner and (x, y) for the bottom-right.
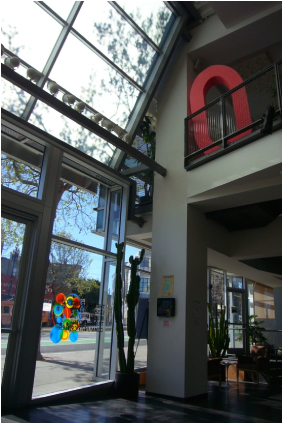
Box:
(79, 312), (92, 326)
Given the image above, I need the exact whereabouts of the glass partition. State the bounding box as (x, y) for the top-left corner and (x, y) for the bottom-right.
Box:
(1, 217), (26, 381)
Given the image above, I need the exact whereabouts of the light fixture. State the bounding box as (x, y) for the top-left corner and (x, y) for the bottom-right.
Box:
(124, 133), (132, 143)
(62, 93), (76, 105)
(47, 80), (59, 95)
(4, 56), (20, 70)
(101, 118), (115, 131)
(91, 113), (104, 124)
(26, 67), (43, 83)
(112, 125), (125, 138)
(74, 101), (86, 113)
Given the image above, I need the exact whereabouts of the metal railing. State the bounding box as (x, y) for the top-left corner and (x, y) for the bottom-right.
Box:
(185, 59), (282, 169)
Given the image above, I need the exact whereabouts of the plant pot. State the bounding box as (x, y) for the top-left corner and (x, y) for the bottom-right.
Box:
(138, 195), (153, 205)
(115, 371), (140, 400)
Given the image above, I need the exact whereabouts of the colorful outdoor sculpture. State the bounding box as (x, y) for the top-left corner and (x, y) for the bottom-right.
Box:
(50, 293), (83, 344)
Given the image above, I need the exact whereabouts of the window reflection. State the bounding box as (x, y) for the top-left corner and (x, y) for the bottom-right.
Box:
(1, 79), (30, 117)
(48, 33), (140, 128)
(1, 2), (62, 71)
(1, 218), (26, 328)
(73, 2), (156, 85)
(117, 1), (174, 45)
(29, 99), (117, 165)
(1, 130), (44, 198)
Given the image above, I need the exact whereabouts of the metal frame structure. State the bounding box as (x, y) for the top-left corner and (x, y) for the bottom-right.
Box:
(2, 1), (199, 176)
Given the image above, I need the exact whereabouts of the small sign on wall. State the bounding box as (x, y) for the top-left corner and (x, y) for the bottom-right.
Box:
(157, 298), (175, 317)
(161, 275), (174, 297)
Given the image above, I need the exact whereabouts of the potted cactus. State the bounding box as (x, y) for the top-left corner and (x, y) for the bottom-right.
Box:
(114, 242), (145, 399)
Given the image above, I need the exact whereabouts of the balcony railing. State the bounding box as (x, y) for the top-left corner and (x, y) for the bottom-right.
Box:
(185, 59), (282, 170)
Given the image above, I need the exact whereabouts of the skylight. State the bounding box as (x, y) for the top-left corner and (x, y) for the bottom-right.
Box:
(1, 2), (185, 169)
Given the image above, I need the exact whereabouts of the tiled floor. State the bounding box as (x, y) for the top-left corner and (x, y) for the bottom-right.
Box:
(2, 381), (282, 423)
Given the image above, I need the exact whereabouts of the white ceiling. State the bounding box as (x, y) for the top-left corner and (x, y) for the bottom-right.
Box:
(188, 2), (282, 66)
(209, 1), (282, 28)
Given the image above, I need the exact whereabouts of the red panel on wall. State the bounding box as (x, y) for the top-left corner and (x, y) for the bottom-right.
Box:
(189, 65), (252, 153)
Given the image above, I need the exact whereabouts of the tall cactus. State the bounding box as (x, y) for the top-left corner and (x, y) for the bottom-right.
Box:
(207, 303), (230, 358)
(114, 242), (126, 373)
(126, 249), (145, 374)
(114, 242), (145, 374)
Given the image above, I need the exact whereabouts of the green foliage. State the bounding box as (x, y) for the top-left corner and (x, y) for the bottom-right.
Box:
(249, 315), (267, 345)
(207, 303), (230, 358)
(140, 116), (156, 160)
(1, 154), (40, 197)
(114, 242), (145, 374)
(235, 314), (267, 346)
(1, 217), (25, 258)
(136, 116), (156, 197)
(114, 242), (126, 373)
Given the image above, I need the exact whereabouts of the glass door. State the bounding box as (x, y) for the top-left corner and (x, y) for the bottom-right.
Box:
(1, 214), (31, 395)
(94, 188), (123, 381)
(227, 274), (246, 354)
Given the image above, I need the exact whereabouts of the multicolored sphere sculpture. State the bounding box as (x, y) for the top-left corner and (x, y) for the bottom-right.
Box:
(50, 293), (83, 344)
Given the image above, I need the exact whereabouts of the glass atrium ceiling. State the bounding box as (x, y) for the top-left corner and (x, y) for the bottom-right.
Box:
(1, 1), (180, 169)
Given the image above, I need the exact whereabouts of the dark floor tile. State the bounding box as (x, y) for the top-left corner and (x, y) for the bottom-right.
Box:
(2, 382), (281, 423)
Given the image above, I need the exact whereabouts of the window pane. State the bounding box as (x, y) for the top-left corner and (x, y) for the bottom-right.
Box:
(1, 217), (26, 384)
(73, 2), (156, 85)
(1, 131), (44, 198)
(210, 269), (224, 306)
(94, 261), (116, 379)
(33, 243), (104, 397)
(227, 274), (243, 289)
(1, 218), (26, 328)
(1, 79), (31, 117)
(107, 191), (122, 253)
(116, 1), (174, 46)
(48, 33), (140, 129)
(254, 283), (275, 320)
(29, 99), (117, 165)
(53, 177), (106, 252)
(1, 2), (62, 71)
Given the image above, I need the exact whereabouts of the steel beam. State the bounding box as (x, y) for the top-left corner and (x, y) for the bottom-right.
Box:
(2, 64), (167, 176)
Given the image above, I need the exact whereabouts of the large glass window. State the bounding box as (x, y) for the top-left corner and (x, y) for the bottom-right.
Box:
(2, 1), (180, 170)
(32, 158), (124, 397)
(33, 243), (104, 397)
(1, 217), (26, 381)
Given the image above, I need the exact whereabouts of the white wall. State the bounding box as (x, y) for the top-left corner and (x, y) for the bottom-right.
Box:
(146, 15), (282, 396)
(147, 40), (193, 397)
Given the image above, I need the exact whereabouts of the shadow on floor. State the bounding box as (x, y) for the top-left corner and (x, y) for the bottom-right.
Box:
(2, 381), (282, 423)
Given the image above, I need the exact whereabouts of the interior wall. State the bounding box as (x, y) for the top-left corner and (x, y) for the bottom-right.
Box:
(147, 16), (282, 396)
(147, 40), (194, 398)
(185, 205), (230, 397)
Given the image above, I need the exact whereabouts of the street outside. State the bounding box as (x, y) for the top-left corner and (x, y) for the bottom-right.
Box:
(1, 328), (148, 398)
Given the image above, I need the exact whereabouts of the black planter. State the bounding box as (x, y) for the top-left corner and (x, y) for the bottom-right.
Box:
(115, 372), (140, 400)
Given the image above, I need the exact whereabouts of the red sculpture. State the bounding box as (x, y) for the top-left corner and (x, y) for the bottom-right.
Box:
(189, 65), (252, 153)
